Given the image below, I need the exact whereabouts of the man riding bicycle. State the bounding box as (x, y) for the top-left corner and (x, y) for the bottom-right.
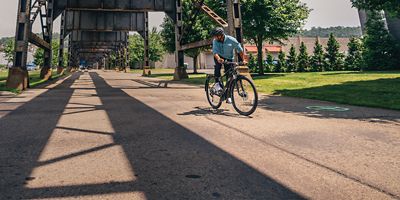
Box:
(211, 27), (247, 102)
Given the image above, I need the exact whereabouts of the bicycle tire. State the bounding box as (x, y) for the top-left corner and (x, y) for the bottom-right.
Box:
(231, 76), (258, 116)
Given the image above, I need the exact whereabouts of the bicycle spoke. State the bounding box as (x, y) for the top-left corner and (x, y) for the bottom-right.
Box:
(232, 77), (258, 116)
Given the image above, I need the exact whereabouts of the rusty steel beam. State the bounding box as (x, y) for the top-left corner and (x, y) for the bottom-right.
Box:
(180, 39), (212, 51)
(73, 42), (125, 46)
(65, 10), (145, 32)
(70, 31), (128, 43)
(55, 0), (175, 12)
(78, 49), (114, 53)
(199, 4), (228, 28)
(29, 32), (51, 50)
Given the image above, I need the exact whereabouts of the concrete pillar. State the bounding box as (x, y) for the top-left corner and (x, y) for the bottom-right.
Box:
(173, 0), (189, 80)
(6, 0), (32, 90)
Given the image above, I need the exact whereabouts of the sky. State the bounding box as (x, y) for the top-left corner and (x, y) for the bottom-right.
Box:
(0, 0), (360, 38)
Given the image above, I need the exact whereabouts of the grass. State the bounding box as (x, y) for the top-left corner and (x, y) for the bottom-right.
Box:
(0, 70), (68, 93)
(132, 69), (400, 110)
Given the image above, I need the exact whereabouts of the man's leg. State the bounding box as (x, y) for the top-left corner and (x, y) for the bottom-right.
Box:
(214, 57), (222, 82)
(224, 62), (234, 101)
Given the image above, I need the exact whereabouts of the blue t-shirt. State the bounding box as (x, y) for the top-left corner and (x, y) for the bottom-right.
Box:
(212, 35), (244, 60)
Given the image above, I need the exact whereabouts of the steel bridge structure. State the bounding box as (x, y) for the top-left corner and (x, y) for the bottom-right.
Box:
(6, 0), (244, 90)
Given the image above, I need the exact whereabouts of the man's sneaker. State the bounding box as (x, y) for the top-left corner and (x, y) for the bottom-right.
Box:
(214, 83), (223, 92)
(226, 98), (232, 104)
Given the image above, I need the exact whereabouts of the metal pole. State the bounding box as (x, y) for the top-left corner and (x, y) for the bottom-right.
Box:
(227, 0), (244, 62)
(40, 0), (55, 79)
(57, 11), (65, 74)
(143, 12), (150, 76)
(173, 0), (188, 80)
(6, 0), (32, 90)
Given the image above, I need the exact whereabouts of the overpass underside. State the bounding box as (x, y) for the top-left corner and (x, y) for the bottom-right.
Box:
(6, 0), (243, 90)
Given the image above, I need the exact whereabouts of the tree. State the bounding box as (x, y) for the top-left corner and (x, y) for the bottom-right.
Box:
(32, 40), (64, 68)
(325, 33), (344, 71)
(242, 0), (309, 75)
(345, 37), (364, 71)
(160, 16), (176, 54)
(362, 11), (399, 70)
(3, 39), (14, 66)
(351, 0), (400, 16)
(310, 39), (325, 72)
(265, 53), (274, 72)
(128, 34), (144, 68)
(33, 48), (44, 67)
(286, 45), (297, 72)
(299, 26), (362, 38)
(51, 41), (60, 67)
(128, 28), (165, 68)
(248, 53), (258, 73)
(275, 51), (286, 72)
(297, 42), (309, 72)
(149, 28), (165, 63)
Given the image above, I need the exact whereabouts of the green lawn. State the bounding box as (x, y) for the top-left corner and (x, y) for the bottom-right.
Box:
(139, 70), (400, 110)
(0, 70), (66, 93)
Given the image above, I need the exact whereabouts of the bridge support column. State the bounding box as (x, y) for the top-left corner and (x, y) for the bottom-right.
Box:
(6, 0), (32, 90)
(40, 0), (55, 80)
(124, 45), (130, 73)
(67, 37), (72, 71)
(103, 56), (107, 70)
(143, 12), (151, 76)
(227, 0), (244, 62)
(57, 11), (65, 74)
(174, 0), (188, 80)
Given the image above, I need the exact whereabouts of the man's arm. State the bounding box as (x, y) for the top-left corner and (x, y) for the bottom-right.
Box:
(214, 53), (224, 64)
(233, 38), (247, 64)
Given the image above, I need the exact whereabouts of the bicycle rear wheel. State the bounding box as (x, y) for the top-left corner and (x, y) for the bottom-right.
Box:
(205, 75), (223, 109)
(231, 76), (258, 116)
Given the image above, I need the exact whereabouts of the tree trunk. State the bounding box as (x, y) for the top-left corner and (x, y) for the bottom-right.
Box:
(193, 55), (198, 74)
(256, 39), (264, 75)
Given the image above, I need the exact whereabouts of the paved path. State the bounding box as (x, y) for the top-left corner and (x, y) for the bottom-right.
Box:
(1, 70), (399, 200)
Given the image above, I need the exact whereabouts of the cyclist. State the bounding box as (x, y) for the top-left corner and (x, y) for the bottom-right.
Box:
(211, 27), (247, 102)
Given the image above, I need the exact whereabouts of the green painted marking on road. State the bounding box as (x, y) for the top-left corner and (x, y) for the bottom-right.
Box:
(306, 106), (350, 112)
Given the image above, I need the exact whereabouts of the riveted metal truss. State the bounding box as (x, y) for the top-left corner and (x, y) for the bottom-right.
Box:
(8, 0), (244, 89)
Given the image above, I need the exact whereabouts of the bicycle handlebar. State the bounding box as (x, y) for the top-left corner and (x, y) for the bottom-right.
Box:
(223, 61), (246, 66)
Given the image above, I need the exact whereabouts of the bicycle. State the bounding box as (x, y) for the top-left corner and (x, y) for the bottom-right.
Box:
(205, 61), (258, 116)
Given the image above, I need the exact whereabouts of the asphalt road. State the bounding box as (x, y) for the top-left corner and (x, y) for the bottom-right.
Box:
(0, 70), (399, 200)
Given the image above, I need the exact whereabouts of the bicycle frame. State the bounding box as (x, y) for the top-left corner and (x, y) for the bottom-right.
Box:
(211, 62), (240, 100)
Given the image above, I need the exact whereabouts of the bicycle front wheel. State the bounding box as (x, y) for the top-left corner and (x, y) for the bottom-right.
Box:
(231, 76), (258, 116)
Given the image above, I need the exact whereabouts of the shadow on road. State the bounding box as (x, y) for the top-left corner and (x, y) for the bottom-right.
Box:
(178, 106), (251, 118)
(0, 72), (82, 199)
(0, 72), (305, 199)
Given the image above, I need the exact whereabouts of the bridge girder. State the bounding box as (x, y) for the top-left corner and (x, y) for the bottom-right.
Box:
(8, 0), (244, 89)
